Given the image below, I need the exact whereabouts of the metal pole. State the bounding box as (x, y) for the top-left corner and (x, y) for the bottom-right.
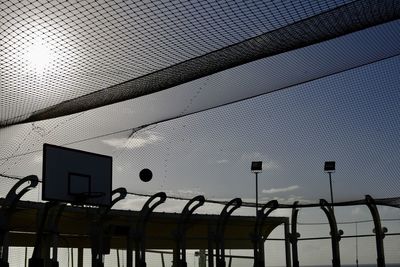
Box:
(290, 203), (300, 267)
(161, 252), (165, 267)
(284, 220), (292, 267)
(329, 172), (334, 209)
(365, 195), (386, 267)
(320, 199), (341, 267)
(355, 223), (359, 267)
(25, 247), (28, 267)
(255, 172), (259, 216)
(77, 248), (83, 267)
(208, 229), (214, 267)
(71, 248), (74, 267)
(199, 249), (206, 267)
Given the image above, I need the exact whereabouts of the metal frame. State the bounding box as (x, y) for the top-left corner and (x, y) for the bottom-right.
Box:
(29, 201), (66, 267)
(6, 178), (395, 267)
(289, 201), (300, 267)
(365, 195), (386, 267)
(90, 188), (127, 267)
(127, 192), (166, 267)
(215, 198), (242, 267)
(320, 199), (342, 267)
(252, 200), (279, 267)
(0, 176), (38, 267)
(173, 195), (205, 267)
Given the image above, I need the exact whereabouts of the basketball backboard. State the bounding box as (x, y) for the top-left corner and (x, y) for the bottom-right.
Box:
(42, 144), (112, 206)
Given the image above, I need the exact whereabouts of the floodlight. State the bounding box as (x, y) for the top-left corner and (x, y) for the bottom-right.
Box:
(251, 161), (262, 173)
(324, 161), (335, 172)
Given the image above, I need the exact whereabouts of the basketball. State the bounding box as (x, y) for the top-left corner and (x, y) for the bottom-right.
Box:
(139, 168), (153, 182)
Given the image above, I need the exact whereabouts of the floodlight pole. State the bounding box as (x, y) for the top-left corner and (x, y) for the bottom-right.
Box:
(251, 161), (262, 217)
(324, 161), (336, 211)
(255, 172), (259, 215)
(328, 171), (334, 208)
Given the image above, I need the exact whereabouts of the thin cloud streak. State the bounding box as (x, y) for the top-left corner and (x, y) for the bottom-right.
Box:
(262, 161), (279, 170)
(262, 185), (299, 194)
(102, 131), (163, 149)
(260, 195), (313, 204)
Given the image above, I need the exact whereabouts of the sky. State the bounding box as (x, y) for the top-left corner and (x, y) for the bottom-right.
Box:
(1, 1), (400, 266)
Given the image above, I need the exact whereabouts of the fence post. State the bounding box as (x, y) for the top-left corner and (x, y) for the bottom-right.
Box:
(252, 200), (279, 267)
(320, 199), (342, 267)
(365, 195), (386, 267)
(173, 195), (205, 267)
(215, 198), (242, 267)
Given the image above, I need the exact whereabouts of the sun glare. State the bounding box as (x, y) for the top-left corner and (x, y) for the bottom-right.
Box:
(24, 37), (54, 72)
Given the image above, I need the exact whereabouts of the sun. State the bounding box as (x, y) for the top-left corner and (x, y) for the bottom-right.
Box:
(24, 36), (55, 72)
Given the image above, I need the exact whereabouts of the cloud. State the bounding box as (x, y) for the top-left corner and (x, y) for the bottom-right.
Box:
(262, 185), (299, 194)
(102, 131), (163, 149)
(263, 161), (279, 170)
(269, 208), (292, 217)
(260, 195), (313, 205)
(114, 197), (149, 210)
(177, 189), (204, 196)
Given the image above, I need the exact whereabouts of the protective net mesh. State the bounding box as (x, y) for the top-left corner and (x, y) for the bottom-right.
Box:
(1, 0), (399, 126)
(2, 49), (400, 207)
(2, 1), (400, 267)
(1, 0), (400, 218)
